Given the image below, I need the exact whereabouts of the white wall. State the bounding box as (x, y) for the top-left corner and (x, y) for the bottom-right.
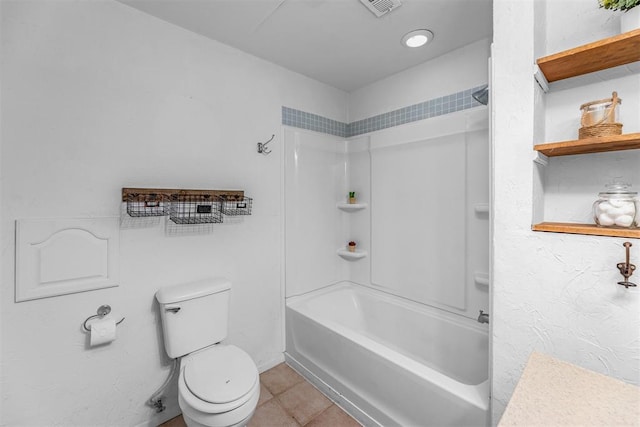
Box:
(0, 1), (347, 426)
(492, 0), (639, 424)
(348, 38), (491, 122)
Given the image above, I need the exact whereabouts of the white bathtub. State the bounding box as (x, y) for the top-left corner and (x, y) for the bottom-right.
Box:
(285, 282), (489, 427)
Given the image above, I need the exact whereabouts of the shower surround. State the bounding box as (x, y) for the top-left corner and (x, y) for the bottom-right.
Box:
(283, 106), (490, 426)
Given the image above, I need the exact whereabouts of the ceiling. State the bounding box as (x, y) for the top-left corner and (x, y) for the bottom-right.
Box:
(119, 0), (493, 92)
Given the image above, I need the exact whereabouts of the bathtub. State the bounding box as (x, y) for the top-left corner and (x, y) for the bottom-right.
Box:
(285, 282), (489, 427)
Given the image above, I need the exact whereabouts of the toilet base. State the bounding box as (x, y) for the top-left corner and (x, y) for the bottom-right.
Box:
(179, 385), (260, 427)
(182, 409), (256, 427)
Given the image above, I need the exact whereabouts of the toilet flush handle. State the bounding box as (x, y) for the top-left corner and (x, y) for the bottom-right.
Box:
(165, 305), (181, 313)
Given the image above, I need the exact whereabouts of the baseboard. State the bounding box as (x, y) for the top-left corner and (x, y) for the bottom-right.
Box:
(257, 353), (285, 373)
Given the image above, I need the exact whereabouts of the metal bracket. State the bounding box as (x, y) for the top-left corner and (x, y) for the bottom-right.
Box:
(533, 64), (550, 93)
(533, 151), (549, 166)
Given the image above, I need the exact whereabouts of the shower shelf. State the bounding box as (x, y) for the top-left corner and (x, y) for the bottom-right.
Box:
(337, 248), (368, 260)
(474, 273), (490, 287)
(474, 203), (489, 214)
(337, 202), (368, 211)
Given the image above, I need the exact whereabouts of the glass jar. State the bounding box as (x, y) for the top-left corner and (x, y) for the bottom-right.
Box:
(580, 92), (621, 127)
(593, 183), (638, 228)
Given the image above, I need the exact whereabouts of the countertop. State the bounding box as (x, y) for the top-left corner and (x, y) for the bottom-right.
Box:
(499, 352), (640, 426)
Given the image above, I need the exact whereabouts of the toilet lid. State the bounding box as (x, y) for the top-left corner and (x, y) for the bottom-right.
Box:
(184, 345), (258, 404)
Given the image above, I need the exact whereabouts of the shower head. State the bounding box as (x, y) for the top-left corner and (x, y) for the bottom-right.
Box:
(472, 85), (489, 106)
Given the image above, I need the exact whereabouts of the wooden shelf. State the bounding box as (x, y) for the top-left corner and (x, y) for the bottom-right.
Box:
(537, 29), (640, 83)
(122, 187), (243, 202)
(533, 222), (640, 238)
(534, 133), (640, 157)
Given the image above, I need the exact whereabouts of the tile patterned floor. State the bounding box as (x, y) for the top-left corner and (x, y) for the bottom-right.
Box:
(159, 363), (360, 427)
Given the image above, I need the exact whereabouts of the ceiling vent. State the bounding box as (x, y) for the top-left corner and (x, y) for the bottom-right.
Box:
(359, 0), (402, 18)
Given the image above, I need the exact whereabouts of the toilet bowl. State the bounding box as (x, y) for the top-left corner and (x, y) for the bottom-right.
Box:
(178, 344), (260, 427)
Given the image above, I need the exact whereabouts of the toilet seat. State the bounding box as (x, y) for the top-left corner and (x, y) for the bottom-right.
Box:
(184, 345), (258, 404)
(179, 344), (260, 416)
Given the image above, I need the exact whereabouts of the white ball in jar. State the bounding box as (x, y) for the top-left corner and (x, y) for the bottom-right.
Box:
(621, 202), (636, 216)
(609, 199), (629, 208)
(608, 207), (625, 217)
(615, 215), (634, 227)
(597, 213), (615, 226)
(598, 201), (613, 213)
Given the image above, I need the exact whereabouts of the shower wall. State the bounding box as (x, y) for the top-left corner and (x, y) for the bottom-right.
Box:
(352, 109), (489, 319)
(284, 128), (348, 296)
(284, 107), (489, 322)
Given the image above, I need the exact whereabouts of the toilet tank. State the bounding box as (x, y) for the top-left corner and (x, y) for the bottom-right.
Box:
(156, 277), (231, 359)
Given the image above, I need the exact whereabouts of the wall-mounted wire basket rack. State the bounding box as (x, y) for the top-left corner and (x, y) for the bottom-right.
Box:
(126, 193), (169, 217)
(122, 188), (251, 224)
(169, 193), (223, 224)
(220, 195), (253, 216)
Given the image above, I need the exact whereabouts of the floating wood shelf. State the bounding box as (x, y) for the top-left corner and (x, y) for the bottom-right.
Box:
(532, 222), (640, 239)
(534, 133), (640, 157)
(537, 29), (640, 83)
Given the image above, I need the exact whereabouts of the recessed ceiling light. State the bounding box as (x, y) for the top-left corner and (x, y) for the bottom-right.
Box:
(401, 29), (434, 48)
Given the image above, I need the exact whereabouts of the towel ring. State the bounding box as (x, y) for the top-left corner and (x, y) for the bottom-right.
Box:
(83, 304), (125, 332)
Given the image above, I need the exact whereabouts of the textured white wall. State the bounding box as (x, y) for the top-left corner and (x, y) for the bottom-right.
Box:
(0, 1), (347, 426)
(492, 0), (640, 424)
(348, 38), (491, 122)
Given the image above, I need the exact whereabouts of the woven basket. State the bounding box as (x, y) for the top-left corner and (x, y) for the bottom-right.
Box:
(578, 91), (622, 139)
(579, 123), (623, 139)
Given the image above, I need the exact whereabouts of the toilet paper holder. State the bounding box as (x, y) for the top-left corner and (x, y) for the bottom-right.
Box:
(82, 305), (125, 332)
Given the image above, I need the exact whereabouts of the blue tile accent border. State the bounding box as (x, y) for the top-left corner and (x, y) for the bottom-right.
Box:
(282, 84), (487, 138)
(282, 106), (348, 137)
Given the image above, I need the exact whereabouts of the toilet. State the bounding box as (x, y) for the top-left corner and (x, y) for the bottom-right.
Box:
(156, 278), (260, 427)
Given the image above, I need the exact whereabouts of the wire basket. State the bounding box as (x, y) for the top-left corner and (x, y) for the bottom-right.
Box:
(220, 196), (253, 216)
(126, 193), (169, 217)
(169, 194), (223, 224)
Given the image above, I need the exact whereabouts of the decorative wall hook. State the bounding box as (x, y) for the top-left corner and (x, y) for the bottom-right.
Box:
(617, 242), (637, 289)
(257, 134), (275, 155)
